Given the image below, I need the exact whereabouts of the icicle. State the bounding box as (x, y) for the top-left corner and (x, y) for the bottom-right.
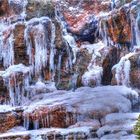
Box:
(112, 53), (134, 86)
(55, 6), (78, 65)
(7, 78), (15, 106)
(0, 26), (14, 68)
(33, 119), (39, 130)
(66, 45), (73, 69)
(62, 135), (65, 140)
(100, 21), (108, 46)
(114, 58), (131, 86)
(57, 54), (62, 84)
(49, 22), (56, 80)
(63, 34), (78, 64)
(66, 113), (69, 126)
(34, 24), (48, 76)
(25, 17), (53, 78)
(24, 115), (30, 130)
(46, 114), (50, 127)
(71, 73), (78, 92)
(0, 64), (30, 105)
(135, 12), (140, 46)
(130, 10), (140, 50)
(54, 133), (56, 140)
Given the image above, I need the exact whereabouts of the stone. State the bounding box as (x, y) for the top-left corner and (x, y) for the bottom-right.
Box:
(0, 106), (23, 133)
(23, 86), (137, 130)
(26, 0), (55, 20)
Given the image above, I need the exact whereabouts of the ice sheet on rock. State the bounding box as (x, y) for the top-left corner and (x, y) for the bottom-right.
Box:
(82, 66), (103, 86)
(112, 53), (135, 86)
(81, 41), (105, 54)
(0, 105), (17, 113)
(97, 121), (136, 138)
(104, 113), (139, 125)
(97, 113), (139, 138)
(92, 85), (139, 104)
(69, 119), (100, 131)
(0, 126), (93, 139)
(100, 132), (136, 140)
(49, 22), (56, 80)
(26, 80), (56, 97)
(7, 126), (26, 133)
(23, 86), (137, 119)
(120, 134), (136, 140)
(81, 41), (105, 86)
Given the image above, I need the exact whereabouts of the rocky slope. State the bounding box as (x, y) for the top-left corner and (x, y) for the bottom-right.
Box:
(0, 0), (140, 139)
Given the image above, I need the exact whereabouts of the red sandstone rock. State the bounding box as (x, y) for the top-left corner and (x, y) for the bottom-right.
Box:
(0, 106), (23, 133)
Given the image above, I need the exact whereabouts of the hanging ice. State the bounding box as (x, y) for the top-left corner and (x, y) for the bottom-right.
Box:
(63, 34), (78, 64)
(0, 26), (14, 68)
(49, 22), (56, 80)
(112, 53), (134, 86)
(0, 64), (31, 106)
(25, 17), (55, 78)
(135, 12), (140, 47)
(55, 7), (78, 65)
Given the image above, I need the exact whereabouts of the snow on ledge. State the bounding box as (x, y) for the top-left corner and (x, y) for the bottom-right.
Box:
(0, 126), (93, 139)
(0, 105), (21, 113)
(23, 86), (138, 118)
(0, 64), (30, 78)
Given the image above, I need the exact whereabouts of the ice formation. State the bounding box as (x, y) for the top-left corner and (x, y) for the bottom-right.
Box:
(0, 64), (30, 105)
(82, 41), (105, 86)
(112, 53), (135, 86)
(25, 17), (55, 78)
(22, 86), (138, 130)
(0, 0), (139, 139)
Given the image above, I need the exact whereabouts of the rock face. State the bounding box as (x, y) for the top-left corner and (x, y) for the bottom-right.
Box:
(0, 0), (140, 139)
(129, 53), (140, 88)
(0, 106), (23, 133)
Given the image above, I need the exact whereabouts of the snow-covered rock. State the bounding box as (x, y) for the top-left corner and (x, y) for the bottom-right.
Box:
(97, 113), (139, 138)
(22, 86), (138, 129)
